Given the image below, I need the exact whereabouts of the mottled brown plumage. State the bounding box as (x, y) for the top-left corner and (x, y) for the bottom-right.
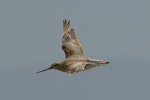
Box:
(36, 19), (109, 76)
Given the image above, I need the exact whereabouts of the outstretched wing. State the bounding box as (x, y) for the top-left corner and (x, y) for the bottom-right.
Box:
(62, 19), (84, 58)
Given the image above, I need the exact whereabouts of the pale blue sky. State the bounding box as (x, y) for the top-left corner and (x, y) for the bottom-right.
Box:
(0, 0), (150, 100)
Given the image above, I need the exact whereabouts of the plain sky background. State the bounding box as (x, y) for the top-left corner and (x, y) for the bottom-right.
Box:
(0, 0), (150, 100)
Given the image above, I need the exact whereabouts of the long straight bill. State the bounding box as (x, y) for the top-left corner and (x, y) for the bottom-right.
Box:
(36, 67), (51, 74)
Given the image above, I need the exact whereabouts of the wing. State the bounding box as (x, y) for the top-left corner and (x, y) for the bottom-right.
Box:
(62, 19), (84, 58)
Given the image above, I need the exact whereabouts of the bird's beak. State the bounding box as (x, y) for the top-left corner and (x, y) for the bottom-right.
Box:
(36, 67), (52, 74)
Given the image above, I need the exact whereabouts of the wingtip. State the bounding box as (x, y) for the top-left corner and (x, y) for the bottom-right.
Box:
(63, 19), (70, 34)
(68, 20), (70, 26)
(63, 19), (70, 23)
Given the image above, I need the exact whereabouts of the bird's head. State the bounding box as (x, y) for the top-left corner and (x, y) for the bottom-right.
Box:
(50, 62), (62, 69)
(35, 62), (62, 74)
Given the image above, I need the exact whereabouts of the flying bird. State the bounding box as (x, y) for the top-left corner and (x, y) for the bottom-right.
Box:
(36, 19), (109, 76)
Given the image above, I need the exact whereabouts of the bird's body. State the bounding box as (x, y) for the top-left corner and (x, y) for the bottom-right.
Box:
(36, 19), (109, 76)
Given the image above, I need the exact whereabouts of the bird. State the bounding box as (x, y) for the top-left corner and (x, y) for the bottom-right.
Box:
(36, 19), (109, 76)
